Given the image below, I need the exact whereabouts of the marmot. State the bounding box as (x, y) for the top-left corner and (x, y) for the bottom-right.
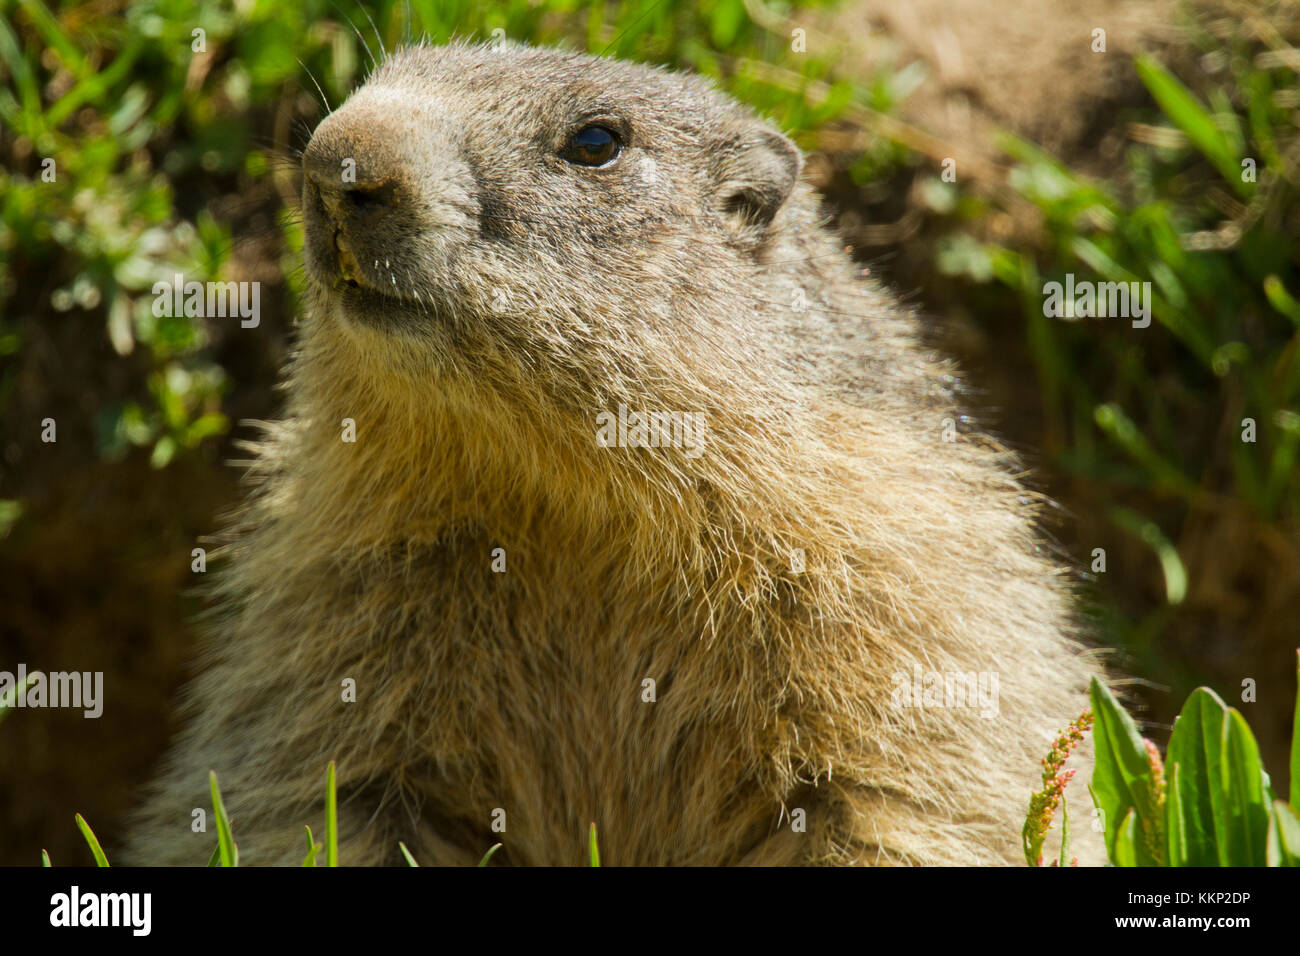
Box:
(126, 39), (1100, 866)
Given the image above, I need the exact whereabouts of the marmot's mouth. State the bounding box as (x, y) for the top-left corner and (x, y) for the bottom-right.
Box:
(324, 275), (423, 332)
(340, 282), (416, 327)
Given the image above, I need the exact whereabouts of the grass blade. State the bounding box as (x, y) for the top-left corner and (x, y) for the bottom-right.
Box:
(74, 813), (109, 867)
(1291, 650), (1299, 809)
(303, 825), (321, 867)
(209, 770), (238, 867)
(0, 17), (43, 136)
(477, 843), (502, 867)
(588, 822), (600, 867)
(398, 841), (419, 867)
(1135, 54), (1246, 196)
(325, 761), (338, 867)
(0, 670), (43, 726)
(16, 0), (87, 77)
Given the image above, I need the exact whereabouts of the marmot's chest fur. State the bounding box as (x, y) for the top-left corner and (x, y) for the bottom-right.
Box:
(345, 539), (785, 865)
(127, 39), (1100, 866)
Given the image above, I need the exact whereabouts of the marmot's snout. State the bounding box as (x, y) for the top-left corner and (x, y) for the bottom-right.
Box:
(301, 104), (413, 296)
(299, 90), (476, 330)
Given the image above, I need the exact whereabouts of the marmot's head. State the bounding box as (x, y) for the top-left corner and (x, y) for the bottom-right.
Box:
(300, 40), (805, 415)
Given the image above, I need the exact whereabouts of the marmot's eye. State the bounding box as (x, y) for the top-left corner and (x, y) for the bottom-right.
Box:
(561, 125), (622, 167)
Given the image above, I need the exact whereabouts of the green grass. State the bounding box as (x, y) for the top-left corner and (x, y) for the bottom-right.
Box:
(0, 670), (41, 725)
(929, 2), (1300, 719)
(210, 769), (238, 866)
(74, 813), (109, 867)
(38, 758), (600, 865)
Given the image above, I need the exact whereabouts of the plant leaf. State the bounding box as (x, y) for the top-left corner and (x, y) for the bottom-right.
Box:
(1165, 689), (1221, 864)
(1266, 801), (1300, 866)
(0, 670), (43, 726)
(477, 843), (502, 867)
(398, 841), (419, 867)
(209, 770), (238, 867)
(1088, 678), (1157, 863)
(75, 813), (109, 867)
(1166, 761), (1187, 866)
(1134, 55), (1246, 196)
(325, 761), (338, 868)
(1113, 808), (1140, 867)
(1291, 650), (1299, 809)
(1223, 708), (1270, 865)
(302, 826), (320, 867)
(1165, 687), (1270, 866)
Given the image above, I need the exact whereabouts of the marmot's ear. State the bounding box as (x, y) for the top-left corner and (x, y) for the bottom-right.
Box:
(714, 124), (802, 228)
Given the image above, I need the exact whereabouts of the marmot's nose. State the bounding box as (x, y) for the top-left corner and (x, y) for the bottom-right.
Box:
(302, 131), (403, 229)
(302, 110), (412, 287)
(306, 170), (397, 216)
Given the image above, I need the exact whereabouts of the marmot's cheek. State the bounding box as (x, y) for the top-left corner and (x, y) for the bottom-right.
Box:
(300, 182), (337, 284)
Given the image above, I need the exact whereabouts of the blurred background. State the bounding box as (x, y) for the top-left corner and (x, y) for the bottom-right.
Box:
(1, 0), (1297, 865)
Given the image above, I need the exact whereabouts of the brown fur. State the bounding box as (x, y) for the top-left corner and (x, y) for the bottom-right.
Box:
(126, 40), (1100, 865)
